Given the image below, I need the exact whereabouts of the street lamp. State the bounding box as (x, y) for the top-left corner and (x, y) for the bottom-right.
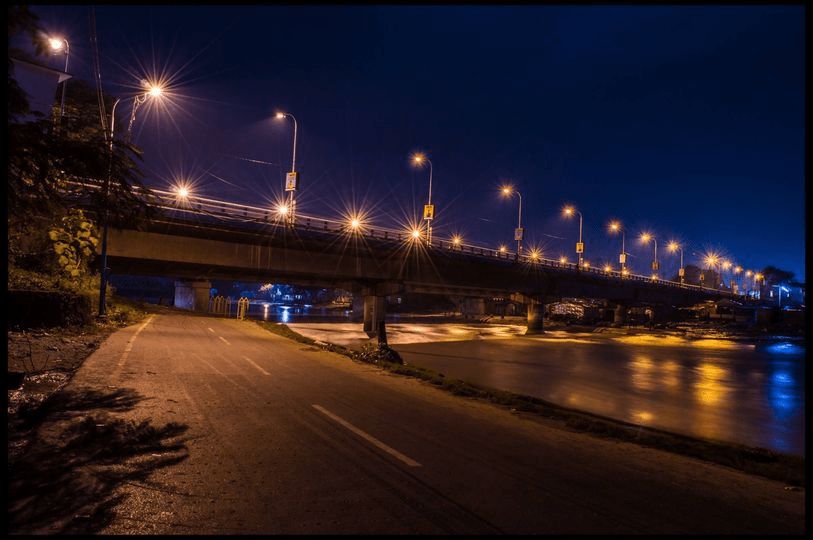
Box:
(705, 254), (719, 290)
(563, 206), (584, 268)
(733, 265), (743, 294)
(608, 221), (626, 273)
(276, 111), (298, 224)
(49, 36), (69, 122)
(411, 152), (434, 245)
(722, 259), (732, 290)
(98, 84), (163, 318)
(640, 232), (658, 277)
(668, 241), (684, 284)
(501, 185), (523, 255)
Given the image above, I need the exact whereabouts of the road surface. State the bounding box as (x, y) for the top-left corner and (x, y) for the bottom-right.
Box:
(12, 312), (804, 534)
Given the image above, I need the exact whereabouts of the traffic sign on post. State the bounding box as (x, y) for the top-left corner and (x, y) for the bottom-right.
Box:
(285, 172), (299, 191)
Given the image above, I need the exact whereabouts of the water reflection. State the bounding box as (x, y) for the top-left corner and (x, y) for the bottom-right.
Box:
(246, 301), (354, 324)
(768, 360), (801, 421)
(389, 331), (805, 456)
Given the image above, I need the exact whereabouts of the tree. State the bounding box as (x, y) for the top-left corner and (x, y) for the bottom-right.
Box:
(8, 8), (157, 279)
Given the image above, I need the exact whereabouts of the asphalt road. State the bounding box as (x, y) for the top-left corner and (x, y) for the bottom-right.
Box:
(20, 312), (804, 534)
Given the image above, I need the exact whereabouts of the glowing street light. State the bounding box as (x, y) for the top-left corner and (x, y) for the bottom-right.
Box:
(608, 221), (626, 273)
(563, 206), (584, 268)
(98, 83), (163, 318)
(704, 254), (719, 289)
(451, 234), (462, 250)
(668, 241), (684, 284)
(501, 185), (523, 255)
(411, 152), (434, 245)
(49, 36), (69, 121)
(722, 259), (733, 290)
(640, 232), (658, 277)
(753, 272), (764, 299)
(276, 111), (299, 224)
(733, 265), (743, 294)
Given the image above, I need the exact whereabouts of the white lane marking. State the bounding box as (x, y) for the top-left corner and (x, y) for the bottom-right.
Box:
(219, 336), (231, 345)
(312, 404), (422, 468)
(117, 315), (154, 369)
(242, 356), (270, 375)
(208, 327), (215, 333)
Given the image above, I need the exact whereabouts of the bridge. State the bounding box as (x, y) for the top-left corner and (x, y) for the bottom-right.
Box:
(93, 186), (739, 340)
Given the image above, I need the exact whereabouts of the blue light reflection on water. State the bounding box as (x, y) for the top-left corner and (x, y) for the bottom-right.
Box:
(246, 302), (353, 324)
(762, 342), (805, 454)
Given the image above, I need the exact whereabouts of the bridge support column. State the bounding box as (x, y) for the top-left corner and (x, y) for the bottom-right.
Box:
(460, 297), (486, 319)
(525, 299), (545, 335)
(350, 293), (365, 323)
(613, 303), (627, 326)
(362, 295), (386, 342)
(174, 280), (212, 312)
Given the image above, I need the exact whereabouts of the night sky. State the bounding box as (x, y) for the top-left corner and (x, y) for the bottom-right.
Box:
(21, 5), (806, 283)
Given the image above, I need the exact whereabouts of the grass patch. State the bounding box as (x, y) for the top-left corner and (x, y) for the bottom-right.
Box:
(252, 320), (805, 488)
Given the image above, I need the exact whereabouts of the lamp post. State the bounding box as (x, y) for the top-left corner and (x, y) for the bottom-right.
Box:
(49, 36), (69, 122)
(640, 233), (658, 278)
(704, 255), (719, 290)
(744, 269), (753, 296)
(98, 85), (162, 317)
(609, 221), (626, 274)
(733, 265), (743, 295)
(668, 241), (684, 284)
(501, 185), (523, 255)
(411, 153), (434, 246)
(754, 273), (764, 299)
(721, 259), (732, 290)
(275, 112), (298, 224)
(563, 206), (584, 268)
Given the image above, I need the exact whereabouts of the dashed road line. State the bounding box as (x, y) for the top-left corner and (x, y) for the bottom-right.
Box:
(312, 404), (422, 467)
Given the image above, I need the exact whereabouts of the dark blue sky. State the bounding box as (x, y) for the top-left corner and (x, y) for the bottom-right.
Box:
(24, 5), (806, 282)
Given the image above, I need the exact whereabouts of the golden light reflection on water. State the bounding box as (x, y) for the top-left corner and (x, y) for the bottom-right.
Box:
(661, 360), (681, 390)
(613, 334), (688, 346)
(533, 337), (594, 345)
(690, 339), (744, 350)
(630, 355), (656, 391)
(693, 363), (729, 406)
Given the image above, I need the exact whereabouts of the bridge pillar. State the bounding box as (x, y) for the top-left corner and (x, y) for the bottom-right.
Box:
(174, 280), (212, 312)
(613, 303), (626, 326)
(525, 299), (545, 334)
(362, 295), (386, 341)
(461, 297), (486, 319)
(350, 293), (365, 323)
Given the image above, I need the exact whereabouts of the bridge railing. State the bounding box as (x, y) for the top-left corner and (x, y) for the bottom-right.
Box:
(64, 180), (739, 299)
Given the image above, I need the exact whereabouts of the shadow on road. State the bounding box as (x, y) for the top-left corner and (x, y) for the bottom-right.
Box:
(8, 386), (190, 534)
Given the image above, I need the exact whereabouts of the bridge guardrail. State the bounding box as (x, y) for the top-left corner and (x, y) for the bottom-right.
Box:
(64, 180), (740, 299)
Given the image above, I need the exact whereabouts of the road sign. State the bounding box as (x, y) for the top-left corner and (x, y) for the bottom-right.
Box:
(423, 204), (434, 220)
(285, 172), (299, 191)
(514, 227), (524, 241)
(576, 242), (584, 254)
